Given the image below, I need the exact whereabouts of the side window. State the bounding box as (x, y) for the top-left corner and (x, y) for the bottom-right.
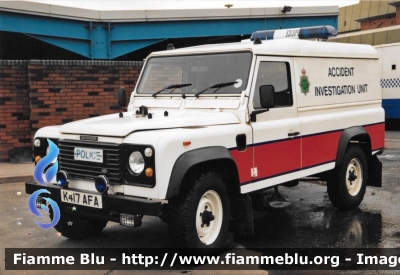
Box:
(253, 61), (292, 109)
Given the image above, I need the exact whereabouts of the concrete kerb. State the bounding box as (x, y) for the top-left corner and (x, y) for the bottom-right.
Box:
(0, 162), (34, 184)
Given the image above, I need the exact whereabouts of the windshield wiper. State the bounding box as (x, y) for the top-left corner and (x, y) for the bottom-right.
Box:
(194, 81), (238, 98)
(152, 83), (192, 97)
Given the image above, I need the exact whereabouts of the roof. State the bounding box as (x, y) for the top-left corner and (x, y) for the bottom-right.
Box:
(149, 38), (379, 59)
(0, 1), (338, 22)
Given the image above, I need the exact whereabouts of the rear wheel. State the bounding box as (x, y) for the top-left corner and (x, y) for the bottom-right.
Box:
(167, 172), (230, 248)
(327, 145), (368, 210)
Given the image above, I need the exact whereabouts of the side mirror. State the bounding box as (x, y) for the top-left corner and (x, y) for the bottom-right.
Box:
(118, 87), (126, 107)
(250, 85), (275, 122)
(259, 85), (275, 108)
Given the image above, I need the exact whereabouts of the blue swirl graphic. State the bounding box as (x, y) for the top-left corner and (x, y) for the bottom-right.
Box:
(28, 189), (60, 230)
(33, 139), (59, 185)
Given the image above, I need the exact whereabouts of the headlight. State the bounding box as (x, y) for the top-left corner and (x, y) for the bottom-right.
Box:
(122, 144), (155, 187)
(33, 138), (59, 164)
(129, 151), (145, 174)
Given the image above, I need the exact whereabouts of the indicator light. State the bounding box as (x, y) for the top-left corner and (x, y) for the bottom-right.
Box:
(144, 147), (153, 157)
(145, 168), (154, 177)
(34, 139), (41, 147)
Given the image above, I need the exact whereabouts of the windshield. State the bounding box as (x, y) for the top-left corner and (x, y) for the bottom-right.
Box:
(137, 52), (252, 95)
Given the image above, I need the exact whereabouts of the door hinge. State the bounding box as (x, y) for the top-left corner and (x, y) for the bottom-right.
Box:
(251, 167), (258, 178)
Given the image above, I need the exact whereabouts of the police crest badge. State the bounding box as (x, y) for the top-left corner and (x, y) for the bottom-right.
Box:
(299, 68), (310, 95)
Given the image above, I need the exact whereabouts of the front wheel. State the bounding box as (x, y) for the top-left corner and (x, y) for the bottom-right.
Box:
(166, 172), (230, 248)
(327, 145), (368, 210)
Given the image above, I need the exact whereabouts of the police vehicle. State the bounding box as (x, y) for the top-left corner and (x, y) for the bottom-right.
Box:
(376, 43), (400, 121)
(26, 26), (385, 249)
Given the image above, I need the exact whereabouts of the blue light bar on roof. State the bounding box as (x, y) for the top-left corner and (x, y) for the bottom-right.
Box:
(250, 25), (338, 41)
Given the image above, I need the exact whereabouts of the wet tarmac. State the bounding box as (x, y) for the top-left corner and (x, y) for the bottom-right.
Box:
(237, 132), (400, 251)
(1, 132), (400, 274)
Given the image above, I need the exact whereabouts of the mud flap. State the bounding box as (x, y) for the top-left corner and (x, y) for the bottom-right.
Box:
(368, 155), (382, 187)
(230, 194), (254, 236)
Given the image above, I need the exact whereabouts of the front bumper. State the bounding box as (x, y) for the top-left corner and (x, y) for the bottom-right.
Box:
(25, 181), (162, 221)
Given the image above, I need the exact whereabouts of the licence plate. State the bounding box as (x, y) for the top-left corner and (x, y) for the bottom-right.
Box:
(61, 190), (102, 209)
(74, 147), (103, 163)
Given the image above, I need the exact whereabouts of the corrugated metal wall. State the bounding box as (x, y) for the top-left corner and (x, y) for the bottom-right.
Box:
(338, 1), (397, 33)
(331, 0), (400, 45)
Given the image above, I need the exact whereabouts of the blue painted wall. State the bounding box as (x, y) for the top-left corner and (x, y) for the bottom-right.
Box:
(0, 10), (337, 59)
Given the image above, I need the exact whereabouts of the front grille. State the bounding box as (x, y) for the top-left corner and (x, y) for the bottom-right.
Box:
(58, 140), (122, 185)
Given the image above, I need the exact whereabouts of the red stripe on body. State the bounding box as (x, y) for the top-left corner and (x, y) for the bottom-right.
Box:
(253, 138), (301, 180)
(365, 123), (385, 151)
(302, 131), (341, 169)
(231, 122), (385, 185)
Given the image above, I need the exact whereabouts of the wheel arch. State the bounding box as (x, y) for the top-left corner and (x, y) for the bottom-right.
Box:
(165, 146), (240, 199)
(336, 126), (372, 168)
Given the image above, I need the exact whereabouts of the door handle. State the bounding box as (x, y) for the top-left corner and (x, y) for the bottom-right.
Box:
(288, 131), (300, 137)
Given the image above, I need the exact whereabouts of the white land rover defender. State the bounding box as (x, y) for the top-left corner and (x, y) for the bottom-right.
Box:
(26, 26), (385, 249)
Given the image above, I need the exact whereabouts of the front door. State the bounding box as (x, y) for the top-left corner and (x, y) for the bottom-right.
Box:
(242, 56), (301, 193)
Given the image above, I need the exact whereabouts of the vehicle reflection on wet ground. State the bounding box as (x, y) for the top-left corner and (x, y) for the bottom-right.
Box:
(234, 144), (399, 251)
(227, 144), (400, 274)
(239, 195), (383, 249)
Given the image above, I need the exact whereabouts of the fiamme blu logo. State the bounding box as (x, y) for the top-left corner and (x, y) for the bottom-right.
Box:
(28, 139), (61, 230)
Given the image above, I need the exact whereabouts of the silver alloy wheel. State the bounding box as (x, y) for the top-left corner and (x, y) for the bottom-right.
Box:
(346, 158), (363, 196)
(196, 190), (223, 245)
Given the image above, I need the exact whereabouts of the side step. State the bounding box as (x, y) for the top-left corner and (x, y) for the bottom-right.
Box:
(250, 186), (292, 210)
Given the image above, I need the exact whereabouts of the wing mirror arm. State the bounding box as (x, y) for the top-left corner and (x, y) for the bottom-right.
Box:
(250, 109), (269, 122)
(118, 87), (127, 118)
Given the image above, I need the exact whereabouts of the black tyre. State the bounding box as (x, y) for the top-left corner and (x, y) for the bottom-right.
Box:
(167, 172), (230, 248)
(50, 207), (107, 239)
(327, 145), (368, 210)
